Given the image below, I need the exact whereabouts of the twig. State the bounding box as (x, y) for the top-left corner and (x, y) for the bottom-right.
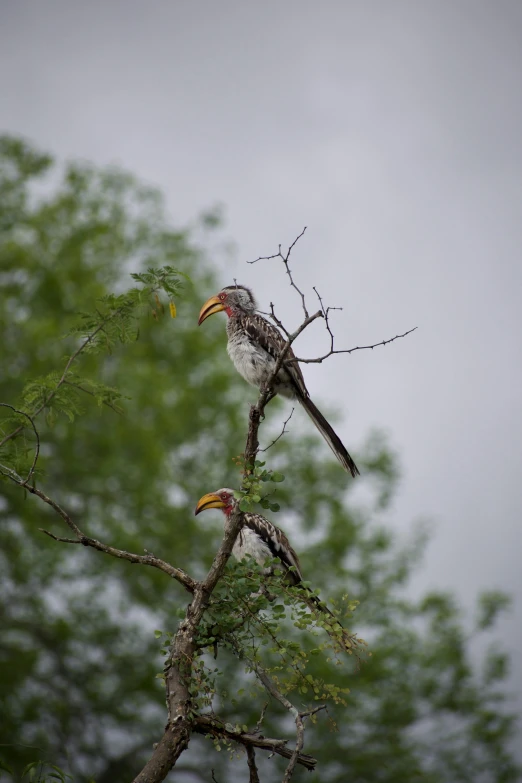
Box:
(283, 705), (327, 783)
(248, 227), (309, 318)
(290, 327), (418, 364)
(260, 408), (294, 452)
(0, 454), (197, 593)
(246, 746), (260, 783)
(237, 655), (326, 782)
(255, 703), (269, 733)
(193, 716), (317, 771)
(39, 529), (196, 592)
(0, 403), (39, 485)
(268, 303), (290, 337)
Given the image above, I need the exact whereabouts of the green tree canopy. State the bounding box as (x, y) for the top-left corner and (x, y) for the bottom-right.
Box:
(0, 136), (518, 783)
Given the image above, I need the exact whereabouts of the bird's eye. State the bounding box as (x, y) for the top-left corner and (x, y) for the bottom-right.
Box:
(219, 293), (226, 301)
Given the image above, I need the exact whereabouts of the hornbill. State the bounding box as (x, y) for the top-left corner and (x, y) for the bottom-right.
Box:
(198, 285), (359, 477)
(195, 488), (357, 651)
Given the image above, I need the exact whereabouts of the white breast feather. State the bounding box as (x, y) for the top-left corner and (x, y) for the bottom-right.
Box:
(232, 527), (273, 567)
(226, 322), (296, 399)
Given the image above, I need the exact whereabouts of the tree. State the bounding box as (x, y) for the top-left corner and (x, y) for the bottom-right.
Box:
(0, 135), (518, 783)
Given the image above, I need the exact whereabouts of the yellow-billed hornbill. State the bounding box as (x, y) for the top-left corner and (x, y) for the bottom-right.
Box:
(198, 285), (359, 477)
(194, 487), (340, 625)
(194, 489), (358, 654)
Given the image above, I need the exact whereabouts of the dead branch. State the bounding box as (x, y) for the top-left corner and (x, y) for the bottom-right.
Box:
(0, 430), (196, 594)
(290, 326), (418, 364)
(248, 227), (309, 318)
(192, 716), (317, 772)
(282, 705), (327, 783)
(40, 529), (196, 592)
(260, 408), (294, 452)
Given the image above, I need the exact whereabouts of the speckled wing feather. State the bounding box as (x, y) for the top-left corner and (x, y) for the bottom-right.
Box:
(243, 511), (303, 584)
(239, 313), (308, 395)
(228, 312), (359, 477)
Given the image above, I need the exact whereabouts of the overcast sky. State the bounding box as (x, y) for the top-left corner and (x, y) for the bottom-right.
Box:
(2, 0), (521, 729)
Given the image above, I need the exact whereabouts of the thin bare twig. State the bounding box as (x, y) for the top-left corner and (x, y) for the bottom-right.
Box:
(193, 715), (317, 772)
(236, 653), (325, 782)
(268, 303), (290, 337)
(289, 326), (418, 364)
(39, 528), (196, 592)
(283, 705), (327, 783)
(248, 227), (309, 318)
(0, 454), (197, 593)
(260, 408), (294, 452)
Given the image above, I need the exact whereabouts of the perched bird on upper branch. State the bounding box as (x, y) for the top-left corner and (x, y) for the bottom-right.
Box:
(195, 488), (359, 653)
(198, 285), (359, 477)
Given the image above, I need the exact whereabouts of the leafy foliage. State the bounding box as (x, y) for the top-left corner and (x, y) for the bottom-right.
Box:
(0, 136), (518, 783)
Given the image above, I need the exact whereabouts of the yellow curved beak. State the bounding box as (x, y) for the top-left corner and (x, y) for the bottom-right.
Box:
(198, 295), (225, 325)
(194, 492), (225, 515)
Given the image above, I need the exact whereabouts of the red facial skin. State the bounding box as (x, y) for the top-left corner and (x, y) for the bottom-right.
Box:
(218, 292), (235, 318)
(218, 491), (235, 517)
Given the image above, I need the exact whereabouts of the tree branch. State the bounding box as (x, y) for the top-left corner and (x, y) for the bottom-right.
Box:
(290, 326), (418, 364)
(246, 746), (260, 783)
(39, 528), (196, 592)
(259, 408), (294, 453)
(0, 448), (196, 593)
(248, 227), (309, 318)
(282, 705), (327, 783)
(192, 715), (317, 772)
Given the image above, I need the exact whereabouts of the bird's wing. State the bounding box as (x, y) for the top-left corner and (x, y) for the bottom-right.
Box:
(241, 313), (308, 395)
(243, 512), (303, 584)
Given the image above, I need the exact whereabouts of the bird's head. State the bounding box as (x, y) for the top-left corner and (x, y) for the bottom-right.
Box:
(194, 487), (238, 518)
(198, 284), (256, 325)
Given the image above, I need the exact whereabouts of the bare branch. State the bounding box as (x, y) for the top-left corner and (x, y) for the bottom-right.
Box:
(39, 528), (196, 592)
(1, 445), (197, 593)
(290, 326), (418, 364)
(248, 227), (309, 317)
(192, 716), (317, 772)
(283, 705), (327, 783)
(260, 408), (294, 453)
(268, 303), (290, 337)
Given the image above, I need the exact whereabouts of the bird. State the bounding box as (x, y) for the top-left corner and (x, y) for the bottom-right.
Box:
(195, 487), (358, 652)
(198, 284), (359, 477)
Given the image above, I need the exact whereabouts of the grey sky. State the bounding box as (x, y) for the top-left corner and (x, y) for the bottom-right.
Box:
(2, 0), (521, 725)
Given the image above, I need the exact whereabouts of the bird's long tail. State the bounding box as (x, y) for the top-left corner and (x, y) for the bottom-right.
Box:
(297, 586), (360, 655)
(298, 395), (359, 478)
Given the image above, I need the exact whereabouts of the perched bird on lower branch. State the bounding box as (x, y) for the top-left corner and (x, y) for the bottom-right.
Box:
(195, 488), (358, 652)
(198, 285), (359, 478)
